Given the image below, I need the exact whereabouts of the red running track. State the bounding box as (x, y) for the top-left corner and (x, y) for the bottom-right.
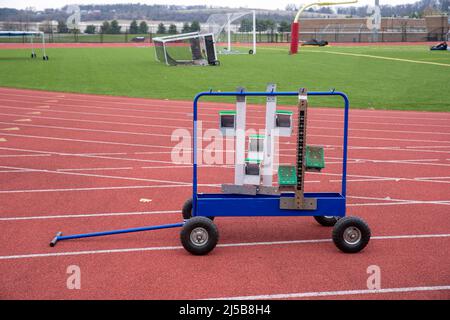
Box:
(0, 87), (449, 300)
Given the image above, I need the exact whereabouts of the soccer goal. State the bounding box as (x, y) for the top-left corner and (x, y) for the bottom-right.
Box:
(153, 32), (219, 66)
(204, 11), (256, 55)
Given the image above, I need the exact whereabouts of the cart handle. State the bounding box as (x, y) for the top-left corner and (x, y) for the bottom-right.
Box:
(192, 90), (350, 215)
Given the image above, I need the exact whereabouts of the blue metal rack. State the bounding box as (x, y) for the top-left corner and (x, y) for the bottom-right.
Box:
(191, 90), (349, 219)
(50, 89), (370, 254)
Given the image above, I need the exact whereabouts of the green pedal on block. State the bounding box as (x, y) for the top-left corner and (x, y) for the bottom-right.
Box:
(306, 146), (325, 171)
(278, 146), (325, 186)
(278, 165), (297, 186)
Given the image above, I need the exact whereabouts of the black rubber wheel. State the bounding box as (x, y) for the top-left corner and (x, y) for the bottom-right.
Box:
(314, 216), (340, 227)
(182, 198), (214, 221)
(43, 56), (49, 61)
(180, 217), (219, 255)
(248, 49), (254, 55)
(332, 216), (371, 253)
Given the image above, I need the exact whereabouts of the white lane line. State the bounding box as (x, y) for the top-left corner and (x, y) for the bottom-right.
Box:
(2, 130), (450, 161)
(2, 143), (447, 170)
(0, 121), (171, 139)
(0, 132), (176, 149)
(415, 176), (450, 180)
(314, 125), (450, 136)
(57, 167), (133, 172)
(314, 171), (450, 185)
(207, 285), (450, 300)
(2, 90), (450, 122)
(2, 110), (450, 137)
(3, 89), (450, 124)
(407, 146), (450, 149)
(3, 198), (449, 221)
(348, 195), (450, 205)
(4, 199), (450, 221)
(0, 146), (176, 166)
(0, 165), (192, 186)
(2, 98), (450, 131)
(0, 233), (449, 260)
(0, 154), (51, 158)
(0, 183), (221, 194)
(0, 210), (179, 221)
(306, 49), (450, 67)
(1, 110), (449, 138)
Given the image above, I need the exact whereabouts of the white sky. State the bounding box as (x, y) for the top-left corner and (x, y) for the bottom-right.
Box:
(0, 1), (420, 11)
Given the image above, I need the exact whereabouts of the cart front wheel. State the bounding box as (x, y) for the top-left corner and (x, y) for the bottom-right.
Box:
(182, 198), (214, 221)
(180, 217), (219, 255)
(332, 216), (371, 253)
(314, 216), (340, 227)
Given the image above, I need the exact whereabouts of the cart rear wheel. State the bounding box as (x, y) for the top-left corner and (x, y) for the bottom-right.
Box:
(332, 216), (371, 253)
(180, 217), (219, 255)
(314, 216), (340, 227)
(182, 198), (214, 221)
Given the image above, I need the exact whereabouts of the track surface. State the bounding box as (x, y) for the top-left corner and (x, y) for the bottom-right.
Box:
(0, 87), (449, 300)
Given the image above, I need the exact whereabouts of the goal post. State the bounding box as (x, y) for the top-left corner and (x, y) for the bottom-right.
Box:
(153, 32), (219, 66)
(289, 0), (358, 54)
(204, 10), (257, 55)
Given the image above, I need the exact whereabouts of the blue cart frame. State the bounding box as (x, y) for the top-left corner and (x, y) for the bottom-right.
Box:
(50, 89), (358, 251)
(192, 90), (349, 219)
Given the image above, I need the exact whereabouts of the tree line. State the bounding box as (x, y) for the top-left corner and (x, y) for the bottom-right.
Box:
(156, 21), (200, 35)
(1, 1), (449, 24)
(55, 18), (293, 35)
(56, 19), (149, 34)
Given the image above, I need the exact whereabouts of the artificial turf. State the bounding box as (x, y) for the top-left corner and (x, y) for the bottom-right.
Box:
(0, 44), (449, 111)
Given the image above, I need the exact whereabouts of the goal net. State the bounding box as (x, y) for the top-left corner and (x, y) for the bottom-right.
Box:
(203, 11), (256, 55)
(153, 32), (219, 66)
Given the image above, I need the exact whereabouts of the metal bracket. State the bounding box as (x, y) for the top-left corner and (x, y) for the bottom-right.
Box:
(236, 86), (246, 102)
(222, 184), (280, 196)
(266, 83), (276, 102)
(280, 197), (317, 210)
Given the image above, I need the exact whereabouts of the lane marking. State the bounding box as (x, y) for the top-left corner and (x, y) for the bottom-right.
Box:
(0, 154), (50, 158)
(139, 198), (152, 203)
(0, 121), (176, 139)
(305, 49), (450, 68)
(0, 165), (192, 186)
(3, 197), (450, 221)
(2, 98), (450, 129)
(1, 108), (449, 136)
(57, 167), (133, 172)
(0, 233), (449, 260)
(0, 210), (179, 221)
(14, 119), (31, 122)
(1, 130), (450, 160)
(1, 127), (20, 131)
(26, 112), (41, 115)
(0, 183), (220, 194)
(315, 171), (450, 185)
(2, 90), (450, 122)
(348, 195), (450, 205)
(207, 285), (450, 300)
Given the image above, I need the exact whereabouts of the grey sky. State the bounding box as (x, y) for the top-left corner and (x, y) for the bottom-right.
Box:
(1, 1), (420, 11)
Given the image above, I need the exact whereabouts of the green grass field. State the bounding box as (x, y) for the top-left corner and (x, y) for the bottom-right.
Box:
(0, 44), (449, 111)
